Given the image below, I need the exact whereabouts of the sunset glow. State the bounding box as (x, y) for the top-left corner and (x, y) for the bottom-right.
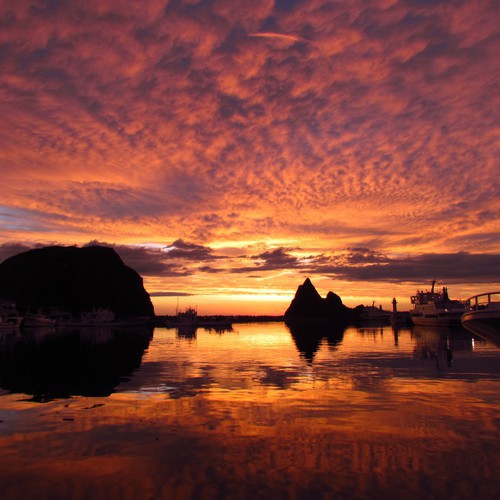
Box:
(1, 0), (499, 314)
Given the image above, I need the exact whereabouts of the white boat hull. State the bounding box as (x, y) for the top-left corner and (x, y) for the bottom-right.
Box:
(461, 311), (500, 344)
(460, 291), (500, 344)
(411, 316), (462, 327)
(410, 283), (465, 328)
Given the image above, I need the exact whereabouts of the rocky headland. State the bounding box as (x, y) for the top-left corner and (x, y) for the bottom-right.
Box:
(284, 278), (362, 325)
(0, 245), (154, 320)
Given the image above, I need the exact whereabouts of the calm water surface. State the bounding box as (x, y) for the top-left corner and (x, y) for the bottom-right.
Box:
(0, 322), (498, 499)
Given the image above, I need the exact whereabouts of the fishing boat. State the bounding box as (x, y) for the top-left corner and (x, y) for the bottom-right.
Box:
(165, 305), (232, 329)
(177, 306), (198, 325)
(410, 281), (466, 327)
(461, 291), (500, 344)
(164, 306), (198, 327)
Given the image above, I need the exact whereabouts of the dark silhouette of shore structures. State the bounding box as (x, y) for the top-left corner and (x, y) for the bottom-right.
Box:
(0, 246), (408, 330)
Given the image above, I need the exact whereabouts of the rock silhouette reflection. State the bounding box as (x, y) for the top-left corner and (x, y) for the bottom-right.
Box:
(174, 325), (233, 340)
(0, 326), (153, 402)
(286, 321), (345, 363)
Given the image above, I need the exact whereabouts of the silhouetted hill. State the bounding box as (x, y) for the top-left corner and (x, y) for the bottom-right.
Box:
(0, 245), (154, 319)
(284, 278), (361, 324)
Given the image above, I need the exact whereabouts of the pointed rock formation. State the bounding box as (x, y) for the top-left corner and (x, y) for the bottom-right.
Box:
(284, 278), (361, 324)
(284, 278), (323, 318)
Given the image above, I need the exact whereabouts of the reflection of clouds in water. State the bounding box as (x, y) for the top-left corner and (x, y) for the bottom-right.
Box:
(2, 323), (493, 403)
(120, 325), (500, 402)
(257, 365), (300, 389)
(0, 322), (498, 498)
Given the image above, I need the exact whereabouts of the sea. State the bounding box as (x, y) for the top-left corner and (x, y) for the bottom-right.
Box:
(0, 321), (498, 499)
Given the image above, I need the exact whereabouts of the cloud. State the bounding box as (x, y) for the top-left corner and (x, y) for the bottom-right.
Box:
(248, 32), (310, 44)
(230, 247), (301, 273)
(198, 266), (225, 274)
(0, 1), (498, 309)
(32, 184), (170, 220)
(163, 239), (221, 261)
(315, 252), (500, 285)
(230, 246), (500, 286)
(250, 248), (302, 269)
(83, 240), (194, 277)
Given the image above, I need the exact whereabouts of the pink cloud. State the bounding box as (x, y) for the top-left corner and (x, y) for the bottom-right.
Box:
(0, 0), (498, 264)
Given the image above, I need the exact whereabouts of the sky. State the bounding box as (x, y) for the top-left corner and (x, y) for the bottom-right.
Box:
(0, 0), (499, 315)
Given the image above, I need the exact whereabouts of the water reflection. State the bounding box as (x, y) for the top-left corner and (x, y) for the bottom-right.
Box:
(0, 326), (153, 401)
(412, 325), (473, 366)
(176, 324), (197, 340)
(286, 321), (345, 363)
(174, 324), (233, 340)
(0, 323), (498, 499)
(462, 322), (500, 348)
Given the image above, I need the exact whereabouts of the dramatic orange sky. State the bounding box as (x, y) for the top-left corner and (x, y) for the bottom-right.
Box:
(0, 0), (499, 315)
